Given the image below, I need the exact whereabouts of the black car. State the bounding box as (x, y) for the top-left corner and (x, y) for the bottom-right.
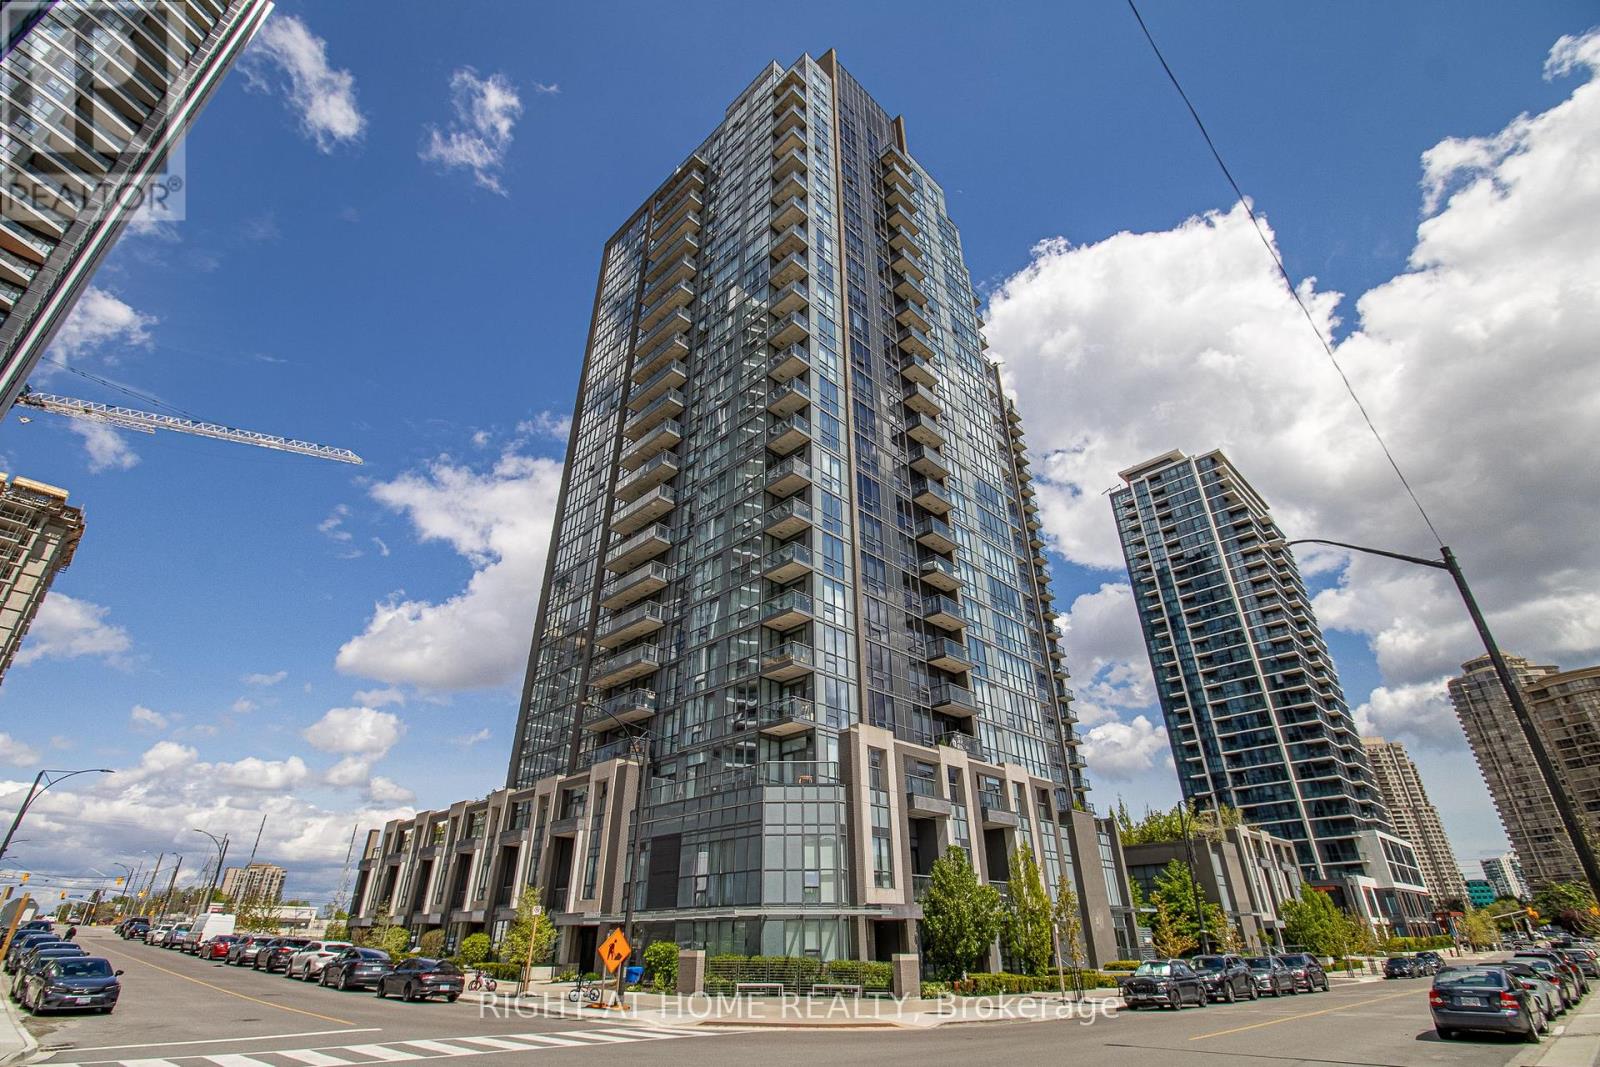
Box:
(120, 920), (150, 941)
(1120, 958), (1208, 1010)
(257, 937), (311, 973)
(1384, 956), (1422, 979)
(227, 934), (269, 966)
(374, 958), (464, 1002)
(6, 937), (75, 976)
(1431, 966), (1545, 1043)
(1245, 955), (1296, 996)
(17, 957), (121, 1015)
(320, 948), (393, 991)
(1188, 954), (1257, 1003)
(1279, 952), (1329, 993)
(1514, 950), (1589, 996)
(10, 947), (88, 1000)
(4, 933), (63, 973)
(1414, 951), (1445, 976)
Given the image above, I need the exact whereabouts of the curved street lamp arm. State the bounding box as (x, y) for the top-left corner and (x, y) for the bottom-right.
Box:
(1281, 537), (1447, 571)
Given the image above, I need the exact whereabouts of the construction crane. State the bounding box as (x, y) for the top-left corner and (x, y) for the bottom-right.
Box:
(12, 390), (363, 465)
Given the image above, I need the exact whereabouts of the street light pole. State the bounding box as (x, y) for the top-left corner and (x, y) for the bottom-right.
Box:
(0, 768), (113, 863)
(1283, 538), (1600, 903)
(1179, 805), (1210, 954)
(192, 829), (229, 910)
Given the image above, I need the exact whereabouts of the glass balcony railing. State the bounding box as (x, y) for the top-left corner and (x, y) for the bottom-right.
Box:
(765, 497), (813, 538)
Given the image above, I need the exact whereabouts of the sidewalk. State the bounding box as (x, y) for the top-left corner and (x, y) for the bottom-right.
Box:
(0, 992), (36, 1066)
(1520, 995), (1600, 1067)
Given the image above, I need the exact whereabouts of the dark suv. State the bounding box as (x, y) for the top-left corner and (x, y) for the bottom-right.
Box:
(1188, 954), (1256, 1002)
(1280, 952), (1330, 992)
(257, 938), (311, 973)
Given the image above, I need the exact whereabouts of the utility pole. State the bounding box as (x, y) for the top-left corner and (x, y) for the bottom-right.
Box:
(143, 853), (165, 909)
(157, 856), (182, 920)
(331, 823), (357, 919)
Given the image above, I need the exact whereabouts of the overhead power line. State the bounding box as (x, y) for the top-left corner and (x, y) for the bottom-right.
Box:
(1124, 0), (1445, 548)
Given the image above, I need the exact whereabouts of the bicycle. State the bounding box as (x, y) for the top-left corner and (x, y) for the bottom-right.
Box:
(566, 974), (604, 1004)
(467, 970), (498, 993)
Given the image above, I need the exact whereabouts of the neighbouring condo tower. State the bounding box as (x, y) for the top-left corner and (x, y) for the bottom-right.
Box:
(0, 473), (83, 685)
(355, 51), (1137, 969)
(0, 0), (274, 411)
(1362, 737), (1468, 907)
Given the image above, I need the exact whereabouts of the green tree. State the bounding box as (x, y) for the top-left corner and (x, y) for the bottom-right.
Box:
(459, 932), (491, 966)
(1150, 899), (1196, 958)
(1052, 877), (1083, 971)
(1458, 907), (1499, 950)
(921, 846), (1001, 979)
(1281, 884), (1345, 956)
(1532, 881), (1599, 935)
(234, 894), (279, 934)
(1117, 802), (1243, 846)
(500, 889), (559, 978)
(1149, 859), (1226, 952)
(1000, 846), (1052, 975)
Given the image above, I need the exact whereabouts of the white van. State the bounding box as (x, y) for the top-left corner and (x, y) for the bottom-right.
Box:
(182, 912), (236, 954)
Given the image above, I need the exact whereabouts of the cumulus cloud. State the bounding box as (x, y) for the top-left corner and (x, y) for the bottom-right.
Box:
(516, 410), (572, 442)
(1058, 583), (1155, 728)
(213, 755), (309, 791)
(987, 31), (1600, 769)
(70, 421), (141, 473)
(337, 448), (562, 690)
(1352, 678), (1464, 751)
(420, 68), (524, 194)
(0, 733), (40, 766)
(14, 593), (131, 667)
(243, 670), (288, 686)
(301, 706), (404, 757)
(367, 776), (415, 805)
(244, 14), (365, 152)
(46, 287), (155, 364)
(1082, 715), (1170, 779)
(318, 504), (354, 542)
(129, 705), (169, 732)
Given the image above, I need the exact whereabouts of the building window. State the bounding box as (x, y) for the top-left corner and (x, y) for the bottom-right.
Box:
(869, 748), (894, 889)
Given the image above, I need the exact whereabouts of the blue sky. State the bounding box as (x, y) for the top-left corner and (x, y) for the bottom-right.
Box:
(1, 1), (1597, 900)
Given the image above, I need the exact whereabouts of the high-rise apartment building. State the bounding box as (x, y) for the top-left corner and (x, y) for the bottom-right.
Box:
(355, 51), (1138, 969)
(1446, 653), (1589, 890)
(0, 0), (274, 411)
(219, 861), (285, 904)
(1112, 450), (1437, 935)
(1362, 737), (1467, 906)
(0, 473), (83, 685)
(1480, 852), (1528, 901)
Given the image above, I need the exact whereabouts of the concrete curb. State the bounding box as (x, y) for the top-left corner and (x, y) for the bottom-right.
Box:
(1515, 995), (1600, 1067)
(0, 991), (38, 1067)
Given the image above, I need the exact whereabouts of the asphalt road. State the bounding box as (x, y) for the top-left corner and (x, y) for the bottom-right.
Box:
(14, 930), (1550, 1067)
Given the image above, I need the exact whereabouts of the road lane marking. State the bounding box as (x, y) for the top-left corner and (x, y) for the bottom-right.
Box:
(444, 1040), (536, 1052)
(393, 1043), (472, 1057)
(91, 943), (357, 1027)
(504, 1034), (585, 1047)
(71, 1031), (382, 1054)
(1188, 988), (1420, 1041)
(342, 1046), (422, 1062)
(205, 1057), (276, 1067)
(553, 1032), (633, 1043)
(275, 1053), (356, 1066)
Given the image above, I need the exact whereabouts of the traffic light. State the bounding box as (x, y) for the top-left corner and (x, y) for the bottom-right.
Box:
(1527, 908), (1540, 920)
(115, 877), (124, 886)
(19, 873), (28, 884)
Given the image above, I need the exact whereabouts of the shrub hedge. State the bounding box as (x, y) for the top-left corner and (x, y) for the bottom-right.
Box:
(1102, 960), (1141, 971)
(951, 970), (1120, 995)
(703, 955), (893, 993)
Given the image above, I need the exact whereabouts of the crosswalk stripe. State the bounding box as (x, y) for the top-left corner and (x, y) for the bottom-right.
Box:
(551, 1032), (634, 1043)
(275, 1052), (355, 1066)
(503, 1034), (585, 1047)
(445, 1039), (540, 1052)
(121, 1060), (183, 1067)
(206, 1056), (277, 1067)
(393, 1043), (473, 1057)
(596, 1027), (686, 1040)
(341, 1046), (421, 1062)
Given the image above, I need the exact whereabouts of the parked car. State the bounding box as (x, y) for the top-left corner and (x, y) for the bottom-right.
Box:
(10, 946), (88, 1000)
(1384, 956), (1422, 979)
(1414, 951), (1445, 976)
(319, 948), (393, 991)
(1514, 955), (1583, 1005)
(1515, 950), (1590, 997)
(1500, 960), (1567, 1019)
(227, 935), (270, 966)
(18, 921), (53, 935)
(1245, 955), (1296, 996)
(1188, 954), (1257, 1003)
(1431, 966), (1546, 1043)
(162, 925), (191, 949)
(119, 920), (149, 941)
(4, 933), (64, 973)
(198, 935), (240, 961)
(1278, 952), (1329, 993)
(286, 941), (352, 981)
(1556, 947), (1600, 980)
(257, 937), (311, 973)
(183, 913), (236, 955)
(374, 958), (464, 1003)
(16, 957), (121, 1016)
(1120, 958), (1208, 1010)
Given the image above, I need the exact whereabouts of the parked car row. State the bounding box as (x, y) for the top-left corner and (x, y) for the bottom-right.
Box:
(1121, 952), (1330, 1010)
(5, 919), (122, 1015)
(126, 924), (466, 1003)
(1430, 944), (1598, 1044)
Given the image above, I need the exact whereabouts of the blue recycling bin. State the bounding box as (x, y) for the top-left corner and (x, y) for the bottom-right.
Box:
(625, 965), (644, 984)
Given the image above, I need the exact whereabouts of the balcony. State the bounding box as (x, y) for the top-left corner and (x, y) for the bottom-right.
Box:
(767, 414), (811, 456)
(918, 554), (961, 593)
(771, 195), (807, 233)
(906, 412), (945, 448)
(887, 225), (922, 258)
(896, 301), (932, 334)
(658, 156), (707, 202)
(924, 636), (973, 673)
(766, 309), (810, 351)
(916, 517), (959, 555)
(897, 326), (935, 359)
(643, 255), (696, 298)
(772, 124), (806, 159)
(762, 589), (814, 632)
(754, 333), (806, 383)
(890, 250), (926, 283)
(911, 477), (953, 516)
(610, 486), (676, 537)
(632, 332), (690, 384)
(628, 359), (688, 411)
(652, 188), (703, 234)
(771, 171), (807, 205)
(595, 601), (668, 649)
(760, 641), (814, 682)
(644, 233), (700, 281)
(905, 778), (950, 818)
(763, 541), (813, 583)
(903, 381), (941, 417)
(882, 157), (915, 194)
(638, 279), (694, 332)
(766, 456), (812, 497)
(649, 211), (701, 256)
(599, 560), (670, 611)
(590, 644), (664, 689)
(773, 103), (806, 138)
(772, 83), (804, 116)
(909, 443), (950, 480)
(772, 147), (808, 182)
(886, 204), (919, 236)
(900, 352), (936, 388)
(771, 222), (809, 261)
(619, 418), (683, 470)
(605, 523), (672, 573)
(583, 689), (656, 732)
(771, 250), (809, 288)
(765, 498), (813, 539)
(637, 306), (692, 357)
(616, 451), (679, 503)
(885, 182), (917, 212)
(622, 388), (685, 440)
(766, 377), (810, 417)
(769, 278), (809, 317)
(756, 697), (819, 738)
(922, 593), (966, 631)
(931, 682), (979, 719)
(937, 730), (986, 762)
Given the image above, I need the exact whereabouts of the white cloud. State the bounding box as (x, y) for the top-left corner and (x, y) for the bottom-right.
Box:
(337, 448), (562, 690)
(70, 420), (141, 473)
(47, 287), (155, 364)
(451, 727), (491, 748)
(1058, 583), (1155, 727)
(318, 503), (353, 543)
(1082, 715), (1170, 779)
(14, 593), (131, 667)
(129, 705), (169, 732)
(367, 776), (415, 805)
(301, 706), (404, 757)
(1352, 678), (1464, 751)
(420, 68), (524, 194)
(244, 14), (365, 152)
(231, 697), (257, 714)
(324, 755), (370, 788)
(371, 537), (390, 558)
(516, 410), (572, 442)
(987, 29), (1600, 754)
(242, 670), (288, 686)
(0, 733), (40, 766)
(213, 755), (309, 791)
(352, 686), (406, 708)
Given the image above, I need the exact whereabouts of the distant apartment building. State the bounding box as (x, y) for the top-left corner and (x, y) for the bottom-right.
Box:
(0, 473), (83, 685)
(1464, 879), (1495, 909)
(1122, 823), (1303, 951)
(220, 862), (285, 904)
(1481, 853), (1529, 901)
(1447, 654), (1598, 889)
(0, 0), (275, 412)
(1362, 737), (1468, 906)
